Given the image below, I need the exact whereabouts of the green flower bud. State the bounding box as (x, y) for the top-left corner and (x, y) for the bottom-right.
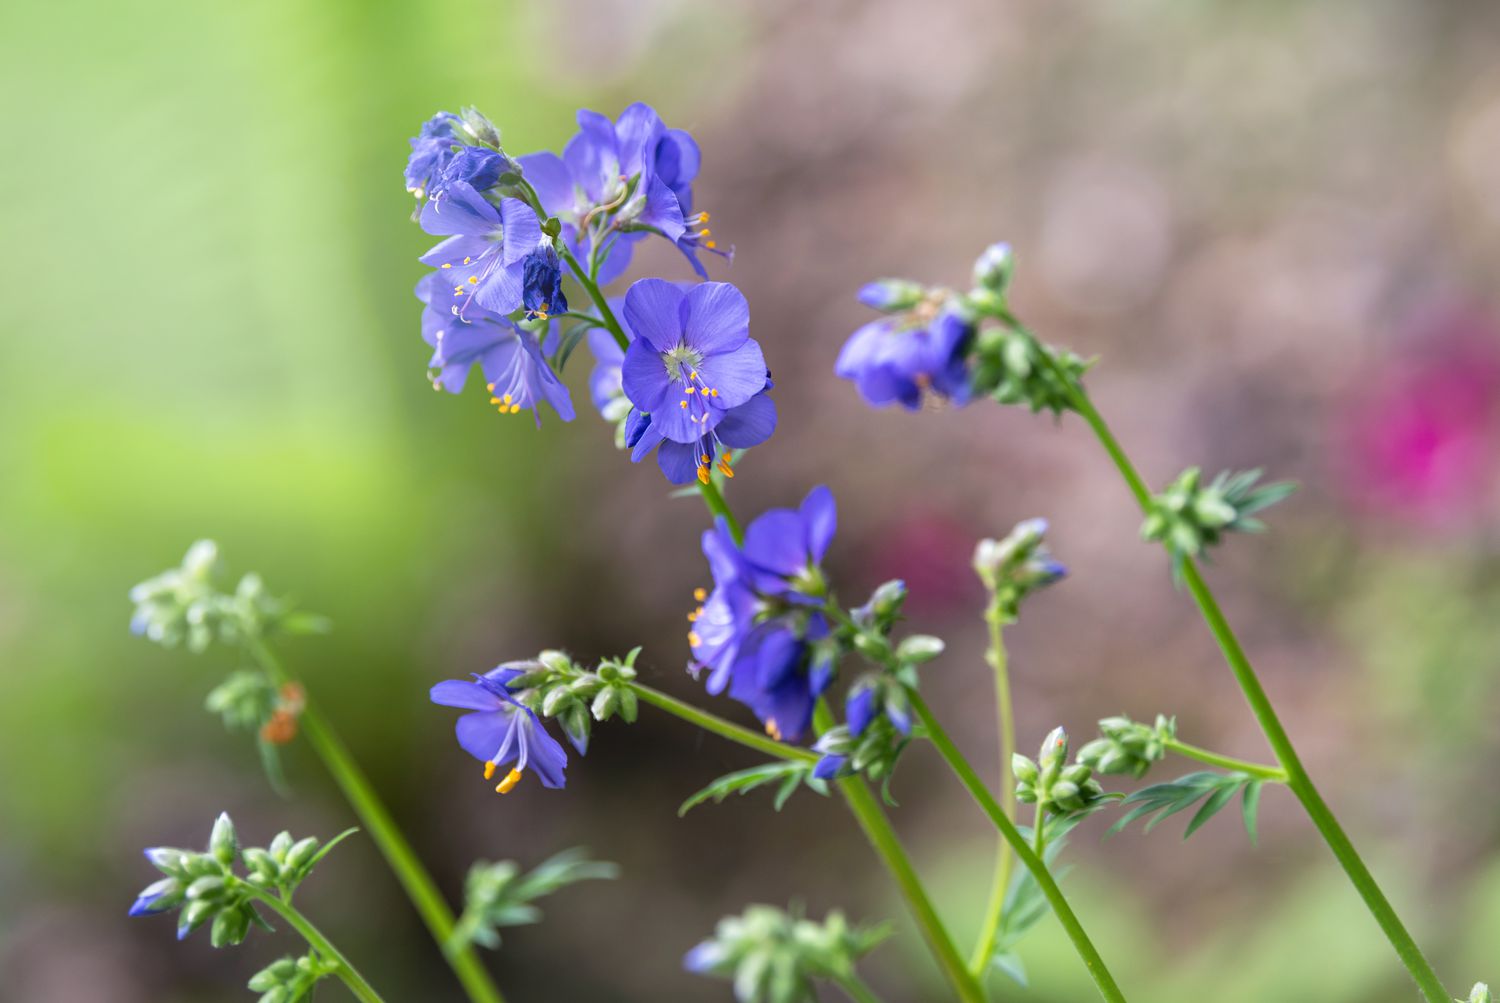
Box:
(1469, 984), (1492, 1003)
(972, 242), (1015, 295)
(284, 836), (319, 874)
(208, 812), (237, 865)
(895, 635), (944, 664)
(211, 905), (251, 948)
(1039, 727), (1069, 770)
(1012, 754), (1039, 785)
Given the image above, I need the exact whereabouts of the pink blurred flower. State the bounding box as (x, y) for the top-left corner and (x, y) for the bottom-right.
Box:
(1339, 310), (1500, 524)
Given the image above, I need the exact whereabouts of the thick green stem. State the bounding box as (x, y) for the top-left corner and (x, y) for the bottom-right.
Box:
(247, 889), (386, 1003)
(909, 692), (1130, 1002)
(558, 246), (628, 352)
(247, 640), (505, 1003)
(697, 479), (742, 543)
(968, 611), (1017, 975)
(1035, 354), (1449, 1002)
(1163, 737), (1286, 782)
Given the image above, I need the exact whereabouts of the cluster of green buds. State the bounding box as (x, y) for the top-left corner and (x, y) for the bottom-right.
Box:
(449, 848), (618, 954)
(504, 649), (641, 753)
(129, 813), (353, 946)
(1014, 728), (1107, 817)
(969, 325), (1091, 418)
(684, 905), (890, 1003)
(1077, 714), (1175, 779)
(812, 675), (914, 785)
(247, 954), (339, 1003)
(129, 540), (327, 653)
(1141, 467), (1296, 565)
(973, 518), (1068, 623)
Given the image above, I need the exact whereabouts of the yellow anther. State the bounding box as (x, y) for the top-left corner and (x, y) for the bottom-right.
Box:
(690, 370), (698, 380)
(489, 396), (501, 405)
(685, 387), (696, 395)
(454, 286), (465, 294)
(483, 760), (497, 780)
(699, 229), (711, 238)
(719, 460), (735, 479)
(701, 211), (711, 221)
(705, 240), (717, 250)
(680, 400), (688, 409)
(509, 404), (521, 414)
(486, 383), (496, 392)
(463, 256), (472, 265)
(538, 303), (549, 314)
(468, 276), (478, 285)
(709, 388), (719, 397)
(693, 587), (707, 602)
(688, 630), (702, 648)
(502, 394), (513, 405)
(765, 719), (782, 741)
(441, 263), (452, 269)
(697, 465), (710, 484)
(700, 453), (710, 463)
(687, 610), (699, 623)
(495, 767), (523, 794)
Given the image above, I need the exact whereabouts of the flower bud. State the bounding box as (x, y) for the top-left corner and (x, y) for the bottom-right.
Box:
(896, 635), (944, 664)
(1469, 984), (1492, 1003)
(856, 279), (927, 314)
(208, 813), (237, 866)
(972, 242), (1015, 295)
(1039, 727), (1069, 770)
(1012, 754), (1039, 785)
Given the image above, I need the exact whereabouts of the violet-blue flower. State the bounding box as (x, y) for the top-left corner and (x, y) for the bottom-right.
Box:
(619, 279), (767, 452)
(626, 390), (776, 484)
(517, 103), (723, 284)
(405, 111), (461, 197)
(430, 665), (572, 793)
(836, 290), (976, 410)
(419, 181), (546, 318)
(416, 273), (574, 424)
(738, 485), (837, 604)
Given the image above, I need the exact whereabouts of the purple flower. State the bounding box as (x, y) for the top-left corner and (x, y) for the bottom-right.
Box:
(626, 391), (776, 484)
(419, 181), (546, 318)
(619, 279), (768, 448)
(586, 326), (629, 419)
(416, 273), (574, 424)
(430, 146), (511, 203)
(405, 111), (461, 197)
(517, 104), (724, 284)
(686, 488), (842, 742)
(430, 666), (572, 793)
(127, 876), (178, 918)
(836, 292), (975, 410)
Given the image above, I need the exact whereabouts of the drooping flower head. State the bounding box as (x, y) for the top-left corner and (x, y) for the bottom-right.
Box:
(416, 273), (574, 424)
(405, 111), (462, 198)
(836, 283), (976, 410)
(430, 665), (573, 793)
(517, 103), (724, 284)
(418, 181), (561, 321)
(619, 279), (771, 483)
(687, 487), (840, 742)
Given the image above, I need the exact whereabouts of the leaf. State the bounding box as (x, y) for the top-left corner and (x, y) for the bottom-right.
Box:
(1241, 780), (1263, 846)
(991, 951), (1028, 987)
(302, 827), (360, 874)
(677, 761), (826, 817)
(1108, 771), (1257, 841)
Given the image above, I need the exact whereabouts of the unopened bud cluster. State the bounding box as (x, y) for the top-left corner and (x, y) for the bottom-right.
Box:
(1141, 467), (1296, 563)
(508, 649), (642, 754)
(973, 518), (1068, 623)
(1077, 715), (1175, 780)
(683, 905), (889, 1003)
(1014, 727), (1106, 816)
(247, 954), (338, 1003)
(450, 848), (617, 953)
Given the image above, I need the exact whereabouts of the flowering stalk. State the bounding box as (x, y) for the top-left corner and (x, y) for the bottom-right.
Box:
(246, 639), (505, 1003)
(246, 889), (386, 1003)
(967, 606), (1015, 976)
(908, 692), (1129, 1003)
(558, 245), (628, 352)
(1162, 737), (1286, 782)
(1023, 333), (1450, 1003)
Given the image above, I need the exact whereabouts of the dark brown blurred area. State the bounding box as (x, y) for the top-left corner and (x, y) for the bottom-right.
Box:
(4, 1), (1500, 1000)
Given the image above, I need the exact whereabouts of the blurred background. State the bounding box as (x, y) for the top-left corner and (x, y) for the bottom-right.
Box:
(3, 0), (1499, 999)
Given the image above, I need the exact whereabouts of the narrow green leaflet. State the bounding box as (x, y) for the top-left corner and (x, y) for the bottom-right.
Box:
(1107, 771), (1262, 842)
(678, 761), (829, 817)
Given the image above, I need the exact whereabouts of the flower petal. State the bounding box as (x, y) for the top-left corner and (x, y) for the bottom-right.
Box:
(419, 181), (499, 237)
(682, 282), (749, 355)
(516, 152), (575, 216)
(742, 508), (808, 577)
(430, 679), (501, 710)
(697, 338), (767, 410)
(623, 278), (687, 352)
(799, 486), (837, 565)
(498, 198), (543, 267)
(621, 339), (674, 413)
(656, 438), (701, 484)
(715, 393), (777, 449)
(455, 710), (512, 762)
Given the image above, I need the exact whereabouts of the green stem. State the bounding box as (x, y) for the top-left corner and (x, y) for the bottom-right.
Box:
(246, 889), (386, 1003)
(558, 245), (628, 352)
(246, 639), (505, 1003)
(1032, 803), (1047, 858)
(832, 971), (885, 1003)
(697, 479), (743, 543)
(968, 611), (1017, 975)
(1034, 351), (1449, 1002)
(1163, 737), (1287, 782)
(909, 692), (1130, 1003)
(626, 682), (816, 763)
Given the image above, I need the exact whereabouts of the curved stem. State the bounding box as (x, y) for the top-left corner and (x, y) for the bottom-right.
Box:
(558, 245), (628, 352)
(968, 611), (1017, 975)
(1030, 349), (1449, 1002)
(909, 692), (1130, 1003)
(626, 682), (816, 763)
(1163, 737), (1286, 782)
(697, 479), (742, 544)
(247, 889), (386, 1003)
(246, 640), (505, 1003)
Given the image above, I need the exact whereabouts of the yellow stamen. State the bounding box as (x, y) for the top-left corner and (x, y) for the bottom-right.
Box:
(718, 459), (735, 479)
(486, 383), (496, 392)
(680, 400), (688, 409)
(699, 229), (711, 238)
(687, 610), (699, 622)
(686, 387), (696, 395)
(463, 256), (472, 264)
(697, 464), (710, 484)
(688, 630), (702, 648)
(509, 404), (521, 414)
(693, 587), (707, 602)
(495, 767), (523, 794)
(502, 393), (513, 405)
(709, 388), (719, 397)
(441, 263), (452, 269)
(700, 211), (711, 221)
(765, 719), (782, 741)
(483, 760), (497, 780)
(490, 396), (501, 404)
(705, 240), (717, 250)
(700, 453), (710, 463)
(468, 276), (478, 285)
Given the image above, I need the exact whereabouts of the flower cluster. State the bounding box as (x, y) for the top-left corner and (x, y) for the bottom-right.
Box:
(687, 486), (840, 743)
(683, 905), (889, 1003)
(973, 518), (1068, 623)
(1077, 714), (1176, 780)
(1014, 727), (1107, 819)
(1141, 467), (1296, 568)
(405, 104), (778, 480)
